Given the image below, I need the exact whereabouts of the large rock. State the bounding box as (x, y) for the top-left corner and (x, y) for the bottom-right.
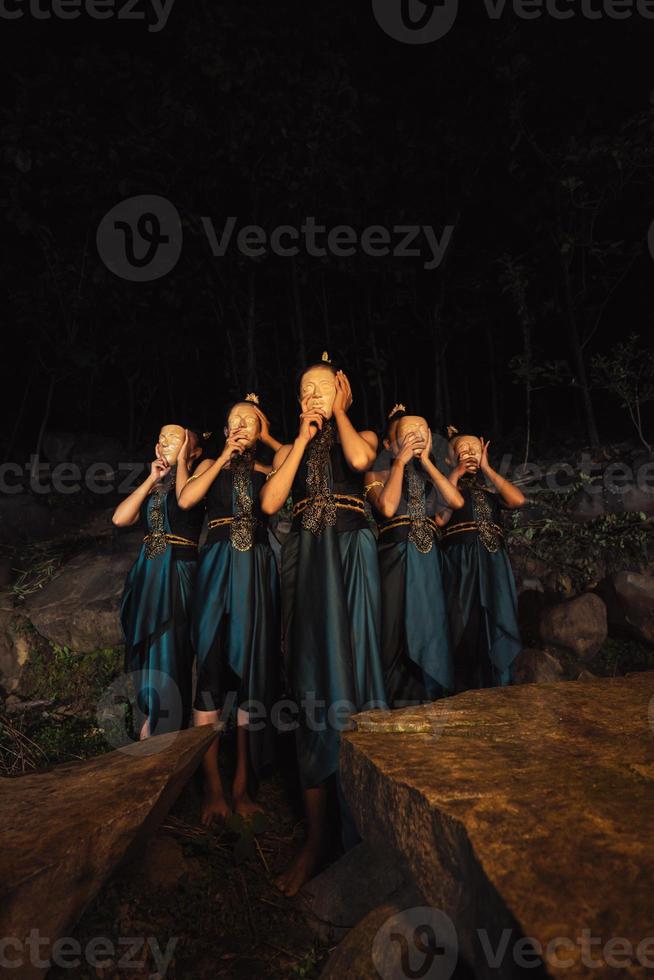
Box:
(596, 571), (654, 645)
(0, 608), (31, 693)
(0, 497), (54, 545)
(0, 724), (219, 980)
(513, 648), (564, 684)
(25, 543), (139, 652)
(538, 592), (607, 661)
(341, 673), (654, 980)
(301, 840), (408, 943)
(319, 883), (436, 980)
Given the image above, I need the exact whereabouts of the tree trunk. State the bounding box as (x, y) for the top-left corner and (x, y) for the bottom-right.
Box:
(561, 260), (600, 448)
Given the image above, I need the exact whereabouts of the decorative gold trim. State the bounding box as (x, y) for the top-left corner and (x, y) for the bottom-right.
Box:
(292, 493), (365, 517)
(143, 533), (198, 548)
(184, 474), (200, 484)
(441, 520), (503, 540)
(378, 515), (439, 536)
(364, 480), (385, 497)
(207, 517), (264, 530)
(265, 467), (278, 481)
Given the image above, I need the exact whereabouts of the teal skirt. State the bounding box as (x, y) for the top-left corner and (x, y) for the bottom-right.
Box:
(281, 526), (387, 788)
(120, 545), (196, 736)
(442, 540), (521, 688)
(192, 540), (279, 774)
(378, 538), (453, 705)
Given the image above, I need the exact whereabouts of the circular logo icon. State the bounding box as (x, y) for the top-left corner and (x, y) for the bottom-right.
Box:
(372, 906), (458, 980)
(372, 0), (459, 43)
(96, 669), (184, 754)
(96, 194), (182, 282)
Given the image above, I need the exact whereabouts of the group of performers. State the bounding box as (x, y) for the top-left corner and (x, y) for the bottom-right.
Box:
(112, 352), (525, 896)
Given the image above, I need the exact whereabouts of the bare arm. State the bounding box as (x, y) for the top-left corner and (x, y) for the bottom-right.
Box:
(260, 410), (324, 515)
(112, 458), (168, 527)
(332, 372), (378, 472)
(480, 439), (526, 509)
(177, 434), (246, 510)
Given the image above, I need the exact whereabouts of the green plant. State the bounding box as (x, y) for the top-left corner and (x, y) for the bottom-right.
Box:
(508, 473), (653, 591)
(592, 334), (654, 453)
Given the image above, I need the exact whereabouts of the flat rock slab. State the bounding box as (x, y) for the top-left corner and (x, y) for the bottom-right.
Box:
(341, 673), (654, 980)
(1, 724), (219, 979)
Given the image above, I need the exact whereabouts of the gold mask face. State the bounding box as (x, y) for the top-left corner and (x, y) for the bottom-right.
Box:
(395, 416), (429, 456)
(156, 424), (186, 465)
(225, 404), (261, 449)
(452, 435), (482, 471)
(299, 367), (337, 420)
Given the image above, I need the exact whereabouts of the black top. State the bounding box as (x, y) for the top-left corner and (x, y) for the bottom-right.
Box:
(205, 466), (269, 545)
(139, 480), (204, 557)
(370, 449), (443, 523)
(290, 438), (369, 532)
(441, 476), (504, 549)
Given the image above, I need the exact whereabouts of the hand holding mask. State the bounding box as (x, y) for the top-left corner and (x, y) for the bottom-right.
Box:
(333, 371), (353, 415)
(150, 455), (171, 484)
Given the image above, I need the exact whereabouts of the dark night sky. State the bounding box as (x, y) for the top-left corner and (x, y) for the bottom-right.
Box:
(2, 1), (654, 458)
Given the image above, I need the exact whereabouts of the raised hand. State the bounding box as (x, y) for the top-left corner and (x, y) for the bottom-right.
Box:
(333, 370), (353, 415)
(219, 434), (247, 463)
(178, 429), (190, 465)
(396, 431), (422, 465)
(299, 410), (324, 443)
(252, 407), (270, 442)
(149, 456), (170, 484)
(480, 437), (492, 474)
(419, 429), (433, 466)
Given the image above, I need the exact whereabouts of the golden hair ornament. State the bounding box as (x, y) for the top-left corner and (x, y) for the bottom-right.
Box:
(202, 431), (212, 440)
(244, 393), (260, 405)
(388, 403), (406, 419)
(321, 351), (332, 364)
(446, 425), (460, 440)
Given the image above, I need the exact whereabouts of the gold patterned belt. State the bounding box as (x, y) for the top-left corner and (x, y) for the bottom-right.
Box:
(441, 520), (503, 540)
(207, 517), (264, 530)
(292, 493), (365, 518)
(143, 533), (198, 548)
(378, 515), (439, 536)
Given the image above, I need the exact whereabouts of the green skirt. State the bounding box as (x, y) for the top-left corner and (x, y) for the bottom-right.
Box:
(378, 538), (453, 705)
(282, 526), (387, 787)
(442, 540), (521, 688)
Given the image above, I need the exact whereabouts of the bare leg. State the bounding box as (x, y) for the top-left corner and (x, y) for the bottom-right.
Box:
(233, 709), (264, 819)
(194, 708), (231, 826)
(275, 784), (327, 897)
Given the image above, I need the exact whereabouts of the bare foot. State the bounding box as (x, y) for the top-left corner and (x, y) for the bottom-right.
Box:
(275, 841), (322, 897)
(201, 787), (232, 827)
(234, 792), (264, 821)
